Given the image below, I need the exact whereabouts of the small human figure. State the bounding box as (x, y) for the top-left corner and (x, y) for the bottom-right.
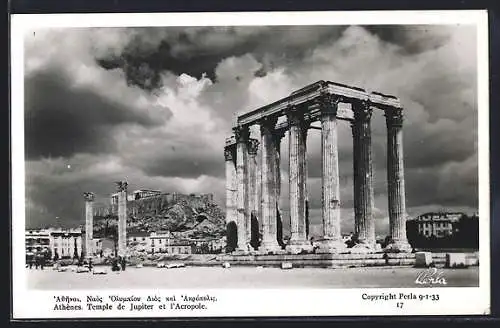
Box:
(120, 256), (126, 271)
(111, 258), (120, 271)
(88, 258), (93, 271)
(40, 255), (45, 270)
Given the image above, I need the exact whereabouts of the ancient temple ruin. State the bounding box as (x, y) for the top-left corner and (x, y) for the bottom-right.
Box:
(224, 80), (411, 254)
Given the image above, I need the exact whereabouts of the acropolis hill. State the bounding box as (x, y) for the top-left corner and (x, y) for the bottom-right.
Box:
(91, 191), (226, 241)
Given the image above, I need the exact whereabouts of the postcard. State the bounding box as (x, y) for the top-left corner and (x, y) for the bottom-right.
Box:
(11, 10), (490, 318)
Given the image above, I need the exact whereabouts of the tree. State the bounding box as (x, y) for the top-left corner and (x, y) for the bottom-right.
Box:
(276, 207), (285, 248)
(226, 221), (237, 252)
(73, 239), (79, 260)
(249, 214), (260, 250)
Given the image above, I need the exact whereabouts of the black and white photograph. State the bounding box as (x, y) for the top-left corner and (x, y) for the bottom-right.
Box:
(11, 11), (490, 318)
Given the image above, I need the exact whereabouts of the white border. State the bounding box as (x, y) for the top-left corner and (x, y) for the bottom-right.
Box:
(11, 10), (490, 318)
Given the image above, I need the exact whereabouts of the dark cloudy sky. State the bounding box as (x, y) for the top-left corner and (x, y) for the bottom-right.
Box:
(24, 25), (478, 236)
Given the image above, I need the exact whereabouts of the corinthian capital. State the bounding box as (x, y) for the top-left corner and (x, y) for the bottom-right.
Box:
(247, 138), (260, 156)
(259, 116), (278, 130)
(83, 192), (95, 202)
(233, 126), (250, 142)
(352, 99), (373, 122)
(115, 181), (128, 192)
(316, 92), (342, 116)
(385, 107), (404, 128)
(224, 147), (235, 161)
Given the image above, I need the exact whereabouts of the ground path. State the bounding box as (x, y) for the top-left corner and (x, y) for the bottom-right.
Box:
(27, 266), (479, 289)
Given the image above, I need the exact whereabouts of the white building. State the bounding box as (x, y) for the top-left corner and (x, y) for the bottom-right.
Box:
(25, 228), (83, 260)
(414, 212), (463, 238)
(150, 231), (174, 253)
(127, 231), (151, 252)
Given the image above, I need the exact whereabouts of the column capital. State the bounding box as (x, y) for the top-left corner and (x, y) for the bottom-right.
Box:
(317, 93), (342, 116)
(352, 99), (373, 122)
(259, 116), (278, 130)
(287, 105), (311, 129)
(385, 107), (404, 128)
(115, 181), (128, 192)
(247, 138), (260, 156)
(233, 125), (250, 142)
(224, 147), (235, 161)
(83, 192), (95, 202)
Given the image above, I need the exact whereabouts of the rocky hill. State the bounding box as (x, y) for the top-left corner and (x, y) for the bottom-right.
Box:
(93, 193), (225, 240)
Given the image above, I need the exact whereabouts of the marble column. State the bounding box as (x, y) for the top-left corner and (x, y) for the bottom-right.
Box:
(84, 192), (94, 258)
(351, 100), (376, 248)
(256, 138), (263, 244)
(224, 140), (237, 249)
(116, 181), (128, 257)
(317, 94), (345, 253)
(259, 117), (283, 253)
(274, 130), (285, 248)
(247, 138), (259, 246)
(385, 107), (412, 252)
(286, 107), (313, 253)
(303, 124), (310, 240)
(235, 126), (250, 251)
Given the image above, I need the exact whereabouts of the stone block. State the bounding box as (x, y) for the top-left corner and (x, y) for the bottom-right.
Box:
(415, 252), (433, 268)
(348, 243), (375, 254)
(466, 255), (479, 266)
(446, 253), (468, 268)
(281, 262), (293, 269)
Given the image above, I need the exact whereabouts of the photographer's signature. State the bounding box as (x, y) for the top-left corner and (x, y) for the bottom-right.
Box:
(415, 267), (447, 285)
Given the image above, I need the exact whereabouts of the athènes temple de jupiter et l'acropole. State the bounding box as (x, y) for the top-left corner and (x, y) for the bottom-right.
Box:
(224, 80), (411, 254)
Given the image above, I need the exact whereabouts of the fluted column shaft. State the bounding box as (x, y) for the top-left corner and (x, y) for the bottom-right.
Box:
(385, 107), (411, 251)
(259, 118), (282, 252)
(288, 109), (309, 245)
(274, 130), (284, 246)
(84, 192), (94, 257)
(257, 143), (263, 240)
(247, 138), (259, 243)
(235, 126), (250, 251)
(117, 182), (128, 257)
(317, 95), (345, 253)
(224, 144), (237, 231)
(352, 100), (375, 247)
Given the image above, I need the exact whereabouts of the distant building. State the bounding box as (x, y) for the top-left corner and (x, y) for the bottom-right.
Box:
(88, 238), (103, 256)
(164, 240), (193, 255)
(127, 231), (151, 252)
(100, 238), (115, 257)
(190, 237), (225, 254)
(132, 189), (162, 200)
(25, 228), (83, 260)
(48, 228), (83, 259)
(412, 212), (463, 238)
(25, 229), (51, 255)
(150, 231), (174, 253)
(406, 212), (479, 249)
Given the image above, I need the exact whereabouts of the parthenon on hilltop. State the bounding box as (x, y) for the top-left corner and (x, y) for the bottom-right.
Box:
(224, 80), (411, 254)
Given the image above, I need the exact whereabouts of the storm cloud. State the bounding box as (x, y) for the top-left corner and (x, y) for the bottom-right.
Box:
(23, 25), (479, 234)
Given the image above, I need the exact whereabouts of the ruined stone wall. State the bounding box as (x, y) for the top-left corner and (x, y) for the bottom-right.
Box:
(128, 193), (215, 217)
(93, 192), (215, 218)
